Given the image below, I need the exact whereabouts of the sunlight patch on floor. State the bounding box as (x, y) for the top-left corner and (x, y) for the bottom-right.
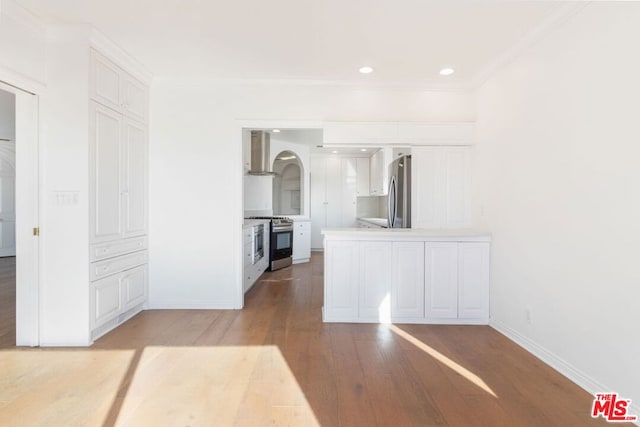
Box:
(0, 349), (135, 426)
(389, 325), (498, 398)
(114, 346), (320, 426)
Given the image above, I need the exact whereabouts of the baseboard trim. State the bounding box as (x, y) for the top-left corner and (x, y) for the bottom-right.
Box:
(490, 320), (639, 425)
(147, 300), (238, 310)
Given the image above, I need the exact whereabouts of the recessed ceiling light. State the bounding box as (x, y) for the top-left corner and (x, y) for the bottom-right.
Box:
(360, 148), (367, 152)
(359, 66), (373, 74)
(332, 150), (338, 154)
(272, 129), (281, 133)
(439, 68), (455, 76)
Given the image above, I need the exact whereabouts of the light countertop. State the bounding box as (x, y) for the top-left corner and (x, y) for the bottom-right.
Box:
(243, 219), (271, 228)
(357, 217), (388, 228)
(322, 227), (491, 242)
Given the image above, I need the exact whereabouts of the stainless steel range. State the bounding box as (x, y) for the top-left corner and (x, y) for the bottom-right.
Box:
(245, 216), (294, 271)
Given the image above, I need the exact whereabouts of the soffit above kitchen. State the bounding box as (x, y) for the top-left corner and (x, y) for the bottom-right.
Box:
(17, 0), (579, 86)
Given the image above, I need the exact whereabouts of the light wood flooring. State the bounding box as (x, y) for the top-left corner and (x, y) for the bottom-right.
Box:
(0, 254), (625, 426)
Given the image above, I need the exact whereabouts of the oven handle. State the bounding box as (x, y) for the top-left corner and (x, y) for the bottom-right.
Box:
(272, 225), (294, 232)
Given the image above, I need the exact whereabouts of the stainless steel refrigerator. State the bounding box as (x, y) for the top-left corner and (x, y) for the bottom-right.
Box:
(387, 155), (411, 228)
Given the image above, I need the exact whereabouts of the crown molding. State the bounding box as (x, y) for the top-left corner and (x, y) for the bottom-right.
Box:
(89, 28), (153, 85)
(471, 2), (590, 89)
(1, 0), (46, 36)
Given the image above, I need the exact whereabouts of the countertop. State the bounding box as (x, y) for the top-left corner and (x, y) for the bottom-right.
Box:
(322, 227), (491, 242)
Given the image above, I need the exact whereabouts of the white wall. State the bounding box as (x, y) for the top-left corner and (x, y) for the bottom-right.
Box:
(0, 89), (15, 139)
(149, 81), (474, 308)
(475, 2), (639, 409)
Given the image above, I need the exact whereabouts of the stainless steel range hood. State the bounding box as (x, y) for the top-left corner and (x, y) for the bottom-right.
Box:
(249, 131), (275, 175)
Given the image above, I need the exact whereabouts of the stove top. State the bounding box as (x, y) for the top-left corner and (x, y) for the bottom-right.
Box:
(245, 216), (294, 224)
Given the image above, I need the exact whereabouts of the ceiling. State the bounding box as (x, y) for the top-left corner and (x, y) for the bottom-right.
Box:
(18, 0), (569, 85)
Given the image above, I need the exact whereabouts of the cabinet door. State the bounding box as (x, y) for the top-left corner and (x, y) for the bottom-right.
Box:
(356, 157), (370, 196)
(310, 157), (326, 249)
(425, 243), (458, 319)
(340, 158), (357, 227)
(325, 157), (342, 228)
(122, 74), (147, 123)
(369, 150), (381, 195)
(359, 242), (392, 321)
(121, 265), (147, 311)
(90, 274), (122, 328)
(90, 50), (122, 112)
(458, 243), (490, 320)
(292, 221), (311, 262)
(90, 102), (123, 243)
(391, 242), (425, 319)
(122, 118), (148, 238)
(324, 240), (359, 319)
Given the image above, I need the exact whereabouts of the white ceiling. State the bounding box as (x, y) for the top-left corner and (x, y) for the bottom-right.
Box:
(18, 0), (569, 85)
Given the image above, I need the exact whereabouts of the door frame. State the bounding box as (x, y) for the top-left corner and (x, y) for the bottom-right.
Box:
(0, 78), (41, 346)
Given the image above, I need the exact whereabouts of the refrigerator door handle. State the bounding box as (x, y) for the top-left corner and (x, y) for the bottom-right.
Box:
(388, 175), (396, 228)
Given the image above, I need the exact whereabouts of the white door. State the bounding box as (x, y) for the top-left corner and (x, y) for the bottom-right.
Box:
(309, 157), (326, 249)
(359, 241), (392, 321)
(325, 157), (342, 227)
(122, 118), (147, 238)
(90, 102), (123, 243)
(356, 157), (370, 197)
(458, 243), (491, 320)
(425, 242), (458, 319)
(0, 143), (16, 257)
(340, 158), (357, 227)
(391, 241), (425, 319)
(122, 75), (147, 123)
(0, 82), (40, 346)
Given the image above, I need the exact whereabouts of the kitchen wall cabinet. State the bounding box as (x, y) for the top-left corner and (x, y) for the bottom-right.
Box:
(412, 146), (471, 228)
(323, 121), (474, 146)
(293, 220), (311, 263)
(391, 242), (425, 319)
(89, 49), (149, 341)
(369, 148), (392, 196)
(322, 231), (490, 324)
(310, 156), (358, 249)
(356, 157), (370, 196)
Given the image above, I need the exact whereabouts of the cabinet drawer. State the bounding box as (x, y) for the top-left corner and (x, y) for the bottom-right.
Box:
(90, 275), (121, 328)
(295, 221), (311, 231)
(90, 250), (148, 281)
(244, 242), (253, 267)
(90, 236), (147, 262)
(243, 227), (253, 245)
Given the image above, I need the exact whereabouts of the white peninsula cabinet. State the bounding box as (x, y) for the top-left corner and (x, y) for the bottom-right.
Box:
(323, 229), (490, 324)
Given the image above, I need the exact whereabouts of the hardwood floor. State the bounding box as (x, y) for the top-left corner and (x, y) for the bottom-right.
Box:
(0, 254), (625, 426)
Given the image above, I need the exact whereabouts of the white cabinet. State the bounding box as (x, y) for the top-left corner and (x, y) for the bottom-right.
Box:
(310, 156), (358, 249)
(90, 264), (148, 330)
(89, 49), (149, 340)
(90, 49), (148, 123)
(322, 233), (490, 325)
(458, 243), (490, 319)
(391, 242), (425, 319)
(412, 146), (472, 228)
(293, 220), (311, 263)
(242, 221), (270, 294)
(369, 148), (392, 196)
(356, 157), (370, 196)
(359, 242), (392, 320)
(324, 240), (359, 319)
(90, 102), (148, 243)
(425, 243), (458, 319)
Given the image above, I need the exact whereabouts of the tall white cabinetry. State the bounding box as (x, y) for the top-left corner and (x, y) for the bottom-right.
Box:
(412, 146), (472, 228)
(89, 49), (148, 340)
(310, 157), (360, 249)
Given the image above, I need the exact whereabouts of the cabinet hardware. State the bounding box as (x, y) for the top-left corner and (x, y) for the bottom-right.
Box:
(33, 227), (40, 236)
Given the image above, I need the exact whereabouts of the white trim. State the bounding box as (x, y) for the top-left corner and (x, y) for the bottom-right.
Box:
(90, 29), (153, 85)
(490, 319), (640, 424)
(1, 0), (46, 36)
(471, 3), (589, 88)
(147, 300), (237, 310)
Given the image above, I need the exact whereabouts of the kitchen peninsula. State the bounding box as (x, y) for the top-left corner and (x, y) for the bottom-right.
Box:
(322, 228), (491, 325)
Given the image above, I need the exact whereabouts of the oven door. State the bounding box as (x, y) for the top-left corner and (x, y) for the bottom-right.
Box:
(270, 223), (293, 270)
(252, 224), (264, 264)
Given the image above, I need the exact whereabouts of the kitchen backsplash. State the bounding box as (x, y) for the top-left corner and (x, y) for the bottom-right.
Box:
(356, 196), (388, 219)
